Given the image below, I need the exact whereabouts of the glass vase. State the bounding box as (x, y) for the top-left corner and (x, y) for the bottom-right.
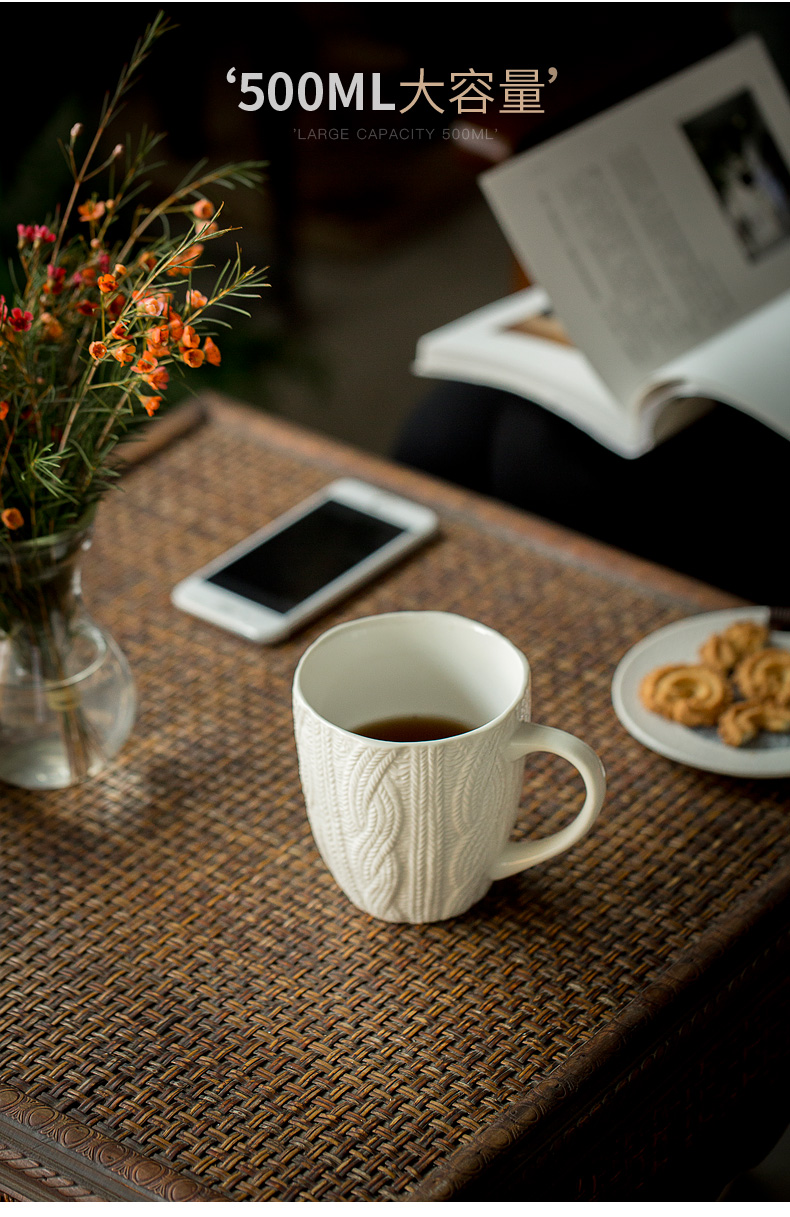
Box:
(0, 521), (137, 790)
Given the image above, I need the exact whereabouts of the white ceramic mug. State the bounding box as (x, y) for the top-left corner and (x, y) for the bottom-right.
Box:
(292, 611), (605, 923)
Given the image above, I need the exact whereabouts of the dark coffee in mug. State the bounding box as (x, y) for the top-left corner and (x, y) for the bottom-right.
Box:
(353, 715), (473, 742)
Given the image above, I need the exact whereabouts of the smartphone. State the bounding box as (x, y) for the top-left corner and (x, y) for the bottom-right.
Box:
(171, 478), (438, 643)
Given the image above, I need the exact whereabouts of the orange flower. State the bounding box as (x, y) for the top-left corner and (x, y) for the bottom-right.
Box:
(137, 296), (165, 316)
(2, 508), (23, 530)
(75, 300), (98, 316)
(41, 313), (64, 341)
(0, 401), (8, 421)
(147, 325), (169, 348)
(134, 354), (158, 375)
(110, 321), (127, 339)
(180, 325), (200, 349)
(113, 263), (127, 277)
(81, 267), (97, 284)
(98, 274), (118, 294)
(78, 200), (106, 223)
(145, 366), (169, 392)
(146, 325), (170, 358)
(112, 343), (135, 365)
(141, 396), (162, 417)
(167, 243), (204, 277)
(108, 293), (126, 318)
(182, 347), (204, 368)
(89, 340), (107, 360)
(192, 199), (214, 220)
(186, 289), (207, 309)
(203, 336), (221, 366)
(167, 311), (183, 341)
(137, 252), (157, 271)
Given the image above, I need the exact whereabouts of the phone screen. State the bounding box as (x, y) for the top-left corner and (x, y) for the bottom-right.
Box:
(207, 500), (405, 614)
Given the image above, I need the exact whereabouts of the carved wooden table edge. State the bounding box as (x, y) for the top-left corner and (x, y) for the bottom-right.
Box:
(408, 858), (790, 1200)
(0, 1084), (217, 1202)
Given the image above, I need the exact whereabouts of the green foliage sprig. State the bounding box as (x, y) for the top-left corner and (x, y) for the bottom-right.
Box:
(0, 12), (267, 542)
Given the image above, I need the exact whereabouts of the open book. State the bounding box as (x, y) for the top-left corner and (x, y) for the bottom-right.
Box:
(414, 37), (790, 458)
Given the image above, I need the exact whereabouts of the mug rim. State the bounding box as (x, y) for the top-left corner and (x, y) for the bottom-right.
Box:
(293, 610), (530, 748)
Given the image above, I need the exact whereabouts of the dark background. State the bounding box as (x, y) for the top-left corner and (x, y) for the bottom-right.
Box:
(1, 1), (774, 411)
(2, 2), (789, 600)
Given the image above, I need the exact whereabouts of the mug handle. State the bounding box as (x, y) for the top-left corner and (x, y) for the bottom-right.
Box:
(489, 723), (606, 880)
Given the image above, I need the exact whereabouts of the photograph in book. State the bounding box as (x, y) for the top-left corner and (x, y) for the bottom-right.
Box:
(682, 89), (790, 262)
(416, 36), (790, 458)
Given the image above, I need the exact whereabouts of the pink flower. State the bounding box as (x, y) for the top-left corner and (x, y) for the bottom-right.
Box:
(9, 308), (33, 332)
(47, 264), (65, 282)
(16, 223), (55, 245)
(98, 253), (111, 273)
(45, 265), (66, 295)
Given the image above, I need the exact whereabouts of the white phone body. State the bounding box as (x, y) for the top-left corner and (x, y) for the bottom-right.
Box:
(171, 478), (438, 643)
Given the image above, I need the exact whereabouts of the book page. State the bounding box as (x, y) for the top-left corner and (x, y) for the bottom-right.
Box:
(480, 37), (790, 407)
(412, 288), (700, 457)
(647, 290), (790, 441)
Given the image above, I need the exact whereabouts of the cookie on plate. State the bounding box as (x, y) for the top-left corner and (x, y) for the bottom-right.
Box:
(699, 620), (769, 674)
(734, 648), (790, 707)
(718, 700), (765, 747)
(640, 664), (732, 727)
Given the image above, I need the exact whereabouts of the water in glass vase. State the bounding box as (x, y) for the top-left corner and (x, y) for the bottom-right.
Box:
(0, 523), (136, 789)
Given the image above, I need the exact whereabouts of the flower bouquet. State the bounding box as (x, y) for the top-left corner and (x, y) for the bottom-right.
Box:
(0, 13), (267, 789)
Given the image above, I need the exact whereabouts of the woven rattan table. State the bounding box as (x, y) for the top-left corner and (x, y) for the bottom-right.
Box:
(1, 394), (788, 1202)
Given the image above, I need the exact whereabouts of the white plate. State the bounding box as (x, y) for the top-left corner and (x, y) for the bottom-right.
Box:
(611, 607), (790, 778)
